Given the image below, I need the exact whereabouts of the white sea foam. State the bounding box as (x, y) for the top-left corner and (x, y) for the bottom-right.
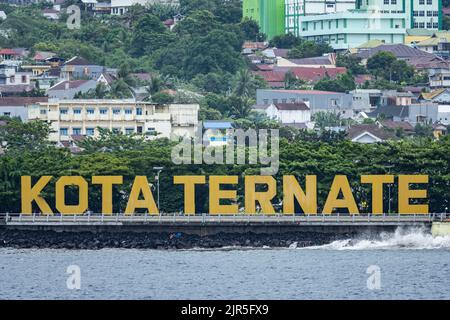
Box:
(301, 228), (450, 250)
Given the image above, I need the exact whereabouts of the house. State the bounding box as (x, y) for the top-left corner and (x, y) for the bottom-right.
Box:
(351, 89), (383, 114)
(0, 65), (31, 86)
(93, 2), (112, 15)
(60, 56), (105, 80)
(0, 49), (20, 61)
(379, 120), (414, 135)
(355, 44), (449, 71)
(256, 89), (354, 118)
(242, 41), (269, 52)
(261, 48), (290, 60)
(368, 103), (438, 125)
(202, 120), (233, 147)
(256, 66), (347, 88)
(420, 88), (450, 103)
(380, 91), (416, 106)
(47, 80), (98, 99)
(414, 31), (450, 59)
(81, 0), (98, 11)
(0, 84), (35, 96)
(276, 53), (337, 68)
(437, 105), (450, 125)
(404, 29), (434, 46)
(347, 124), (397, 144)
(256, 102), (311, 124)
(96, 73), (116, 88)
(32, 51), (56, 62)
(20, 64), (52, 77)
(110, 0), (180, 15)
(0, 97), (48, 120)
(28, 99), (199, 142)
(254, 71), (285, 88)
(433, 123), (448, 138)
(42, 8), (60, 20)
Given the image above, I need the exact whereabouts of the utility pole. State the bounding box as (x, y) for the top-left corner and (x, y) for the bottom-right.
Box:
(153, 166), (164, 211)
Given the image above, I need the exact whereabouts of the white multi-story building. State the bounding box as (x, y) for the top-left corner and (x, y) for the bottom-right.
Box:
(285, 0), (356, 34)
(28, 99), (199, 142)
(110, 0), (179, 15)
(284, 0), (441, 48)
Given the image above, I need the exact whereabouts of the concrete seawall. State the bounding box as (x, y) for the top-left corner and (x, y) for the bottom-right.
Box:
(0, 214), (436, 249)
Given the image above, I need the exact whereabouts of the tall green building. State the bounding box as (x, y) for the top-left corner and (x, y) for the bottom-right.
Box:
(242, 0), (285, 40)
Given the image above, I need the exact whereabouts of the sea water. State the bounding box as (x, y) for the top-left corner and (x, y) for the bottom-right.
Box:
(0, 228), (449, 299)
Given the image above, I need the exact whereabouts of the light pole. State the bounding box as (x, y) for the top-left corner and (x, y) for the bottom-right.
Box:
(153, 166), (164, 211)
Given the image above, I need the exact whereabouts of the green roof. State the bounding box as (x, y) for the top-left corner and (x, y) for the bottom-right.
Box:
(356, 39), (385, 49)
(416, 31), (450, 46)
(405, 29), (434, 36)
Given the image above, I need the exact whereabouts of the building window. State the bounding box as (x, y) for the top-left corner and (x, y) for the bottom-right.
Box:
(125, 108), (132, 115)
(60, 128), (68, 136)
(427, 11), (433, 16)
(384, 0), (389, 4)
(419, 11), (425, 16)
(433, 23), (439, 28)
(86, 128), (95, 136)
(413, 11), (418, 16)
(427, 22), (432, 28)
(112, 128), (121, 133)
(427, 0), (432, 4)
(73, 108), (82, 114)
(73, 127), (82, 135)
(100, 108), (108, 115)
(125, 128), (134, 135)
(136, 107), (143, 115)
(21, 75), (26, 83)
(419, 0), (424, 4)
(433, 11), (438, 16)
(3, 112), (10, 116)
(40, 109), (47, 115)
(273, 99), (278, 103)
(86, 108), (95, 114)
(60, 108), (68, 115)
(391, 0), (396, 4)
(112, 108), (121, 115)
(419, 22), (425, 28)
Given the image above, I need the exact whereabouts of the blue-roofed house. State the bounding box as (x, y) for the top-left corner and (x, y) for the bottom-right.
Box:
(203, 120), (233, 147)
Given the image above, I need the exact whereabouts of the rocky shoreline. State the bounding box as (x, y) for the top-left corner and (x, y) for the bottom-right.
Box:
(0, 228), (357, 250)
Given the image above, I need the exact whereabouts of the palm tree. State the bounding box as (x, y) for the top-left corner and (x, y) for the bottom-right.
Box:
(233, 69), (255, 98)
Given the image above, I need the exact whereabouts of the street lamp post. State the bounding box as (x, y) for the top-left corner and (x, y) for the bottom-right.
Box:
(153, 166), (164, 211)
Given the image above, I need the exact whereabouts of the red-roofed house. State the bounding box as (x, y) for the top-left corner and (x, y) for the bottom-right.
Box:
(256, 66), (347, 88)
(0, 49), (20, 61)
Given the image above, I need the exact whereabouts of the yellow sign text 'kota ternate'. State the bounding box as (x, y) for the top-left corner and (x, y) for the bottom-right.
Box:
(20, 175), (429, 215)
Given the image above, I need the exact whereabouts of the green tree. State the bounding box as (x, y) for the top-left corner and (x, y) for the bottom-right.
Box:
(151, 91), (175, 104)
(130, 13), (176, 56)
(314, 72), (356, 92)
(240, 18), (266, 41)
(269, 33), (302, 49)
(288, 40), (333, 59)
(0, 119), (53, 153)
(336, 54), (366, 75)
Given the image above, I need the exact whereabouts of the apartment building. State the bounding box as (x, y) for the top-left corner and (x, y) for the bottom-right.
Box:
(256, 89), (354, 117)
(110, 0), (179, 15)
(244, 0), (442, 47)
(28, 99), (199, 142)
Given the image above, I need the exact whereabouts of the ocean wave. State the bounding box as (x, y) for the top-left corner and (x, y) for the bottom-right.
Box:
(300, 228), (450, 250)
